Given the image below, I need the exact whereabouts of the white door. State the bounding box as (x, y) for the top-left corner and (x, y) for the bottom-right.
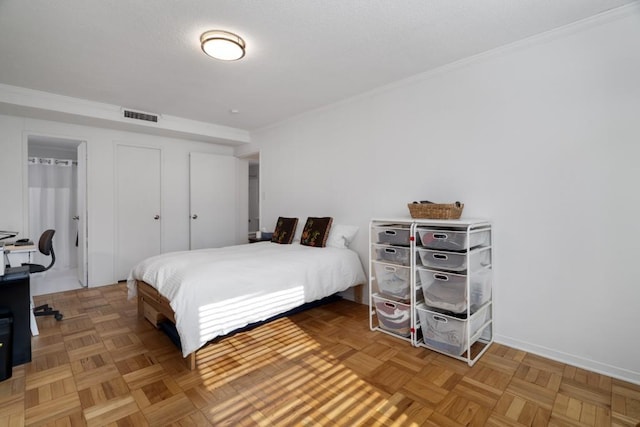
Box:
(116, 145), (161, 280)
(189, 152), (237, 250)
(76, 141), (88, 287)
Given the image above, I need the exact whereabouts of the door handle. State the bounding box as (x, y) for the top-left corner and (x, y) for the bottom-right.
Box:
(191, 214), (198, 219)
(72, 216), (80, 220)
(154, 215), (160, 220)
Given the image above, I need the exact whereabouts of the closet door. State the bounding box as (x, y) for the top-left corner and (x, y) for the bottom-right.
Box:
(115, 145), (161, 280)
(189, 152), (239, 250)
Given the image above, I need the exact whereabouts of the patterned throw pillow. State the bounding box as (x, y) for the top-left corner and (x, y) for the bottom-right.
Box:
(271, 217), (298, 244)
(300, 217), (333, 247)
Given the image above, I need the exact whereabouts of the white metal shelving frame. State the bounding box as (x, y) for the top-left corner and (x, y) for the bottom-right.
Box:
(368, 218), (415, 344)
(412, 219), (493, 366)
(369, 218), (494, 366)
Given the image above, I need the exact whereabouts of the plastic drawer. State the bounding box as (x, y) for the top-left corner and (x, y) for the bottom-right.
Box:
(417, 268), (491, 313)
(373, 294), (411, 337)
(417, 228), (490, 251)
(373, 225), (412, 246)
(372, 244), (411, 266)
(372, 262), (411, 301)
(417, 248), (490, 272)
(416, 303), (489, 356)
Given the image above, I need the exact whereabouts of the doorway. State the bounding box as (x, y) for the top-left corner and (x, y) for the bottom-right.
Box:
(27, 135), (88, 295)
(244, 153), (260, 238)
(248, 163), (259, 235)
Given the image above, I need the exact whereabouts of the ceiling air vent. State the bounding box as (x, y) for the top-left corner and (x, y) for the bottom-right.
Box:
(122, 109), (159, 123)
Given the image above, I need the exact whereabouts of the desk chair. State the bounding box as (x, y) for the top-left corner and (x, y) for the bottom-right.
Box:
(22, 229), (63, 321)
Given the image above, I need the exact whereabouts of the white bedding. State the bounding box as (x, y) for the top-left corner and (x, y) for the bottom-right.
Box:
(127, 242), (366, 357)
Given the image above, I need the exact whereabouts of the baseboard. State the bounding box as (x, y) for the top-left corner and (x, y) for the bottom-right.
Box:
(495, 334), (640, 386)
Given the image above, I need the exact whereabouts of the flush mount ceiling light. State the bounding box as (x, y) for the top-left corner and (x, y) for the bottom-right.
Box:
(200, 30), (246, 61)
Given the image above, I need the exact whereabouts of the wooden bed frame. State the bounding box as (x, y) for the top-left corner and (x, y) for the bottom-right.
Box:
(136, 280), (364, 370)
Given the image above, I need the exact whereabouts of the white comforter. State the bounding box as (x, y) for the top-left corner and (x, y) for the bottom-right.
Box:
(127, 242), (366, 357)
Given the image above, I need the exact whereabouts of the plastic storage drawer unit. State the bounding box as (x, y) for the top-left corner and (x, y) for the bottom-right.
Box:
(417, 248), (491, 272)
(416, 303), (489, 356)
(417, 229), (490, 251)
(373, 225), (412, 246)
(373, 294), (411, 337)
(373, 244), (411, 266)
(372, 262), (411, 301)
(417, 268), (491, 313)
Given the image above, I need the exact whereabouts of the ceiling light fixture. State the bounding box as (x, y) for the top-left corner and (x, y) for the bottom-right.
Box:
(200, 30), (246, 61)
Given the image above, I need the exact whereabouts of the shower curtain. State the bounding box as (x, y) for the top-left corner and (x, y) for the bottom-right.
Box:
(28, 157), (78, 271)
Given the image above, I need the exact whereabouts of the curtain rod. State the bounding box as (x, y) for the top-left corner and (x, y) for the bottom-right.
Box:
(28, 157), (78, 166)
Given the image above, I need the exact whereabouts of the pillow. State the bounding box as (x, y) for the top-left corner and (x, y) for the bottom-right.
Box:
(300, 217), (333, 247)
(271, 217), (298, 244)
(326, 224), (359, 248)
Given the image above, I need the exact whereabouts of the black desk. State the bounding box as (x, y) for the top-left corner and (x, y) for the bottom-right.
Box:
(0, 266), (31, 365)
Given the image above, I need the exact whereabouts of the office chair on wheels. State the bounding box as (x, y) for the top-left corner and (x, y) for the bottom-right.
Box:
(22, 229), (63, 321)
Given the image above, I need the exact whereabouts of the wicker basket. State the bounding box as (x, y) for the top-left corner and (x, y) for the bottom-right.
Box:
(407, 202), (464, 219)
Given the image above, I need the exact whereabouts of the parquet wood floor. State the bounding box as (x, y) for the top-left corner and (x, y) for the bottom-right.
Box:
(1, 283), (639, 426)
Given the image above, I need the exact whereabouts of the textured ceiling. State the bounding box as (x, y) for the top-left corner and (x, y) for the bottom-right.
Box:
(0, 0), (636, 131)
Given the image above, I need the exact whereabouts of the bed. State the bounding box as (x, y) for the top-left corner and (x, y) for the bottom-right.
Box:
(127, 241), (366, 369)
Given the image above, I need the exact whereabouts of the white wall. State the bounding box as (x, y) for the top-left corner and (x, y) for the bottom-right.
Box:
(252, 8), (640, 383)
(0, 115), (241, 287)
(0, 115), (24, 234)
